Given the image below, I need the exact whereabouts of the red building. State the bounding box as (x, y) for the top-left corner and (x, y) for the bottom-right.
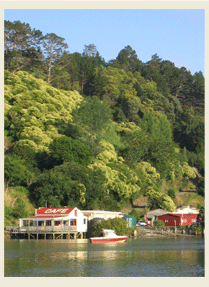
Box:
(158, 213), (198, 227)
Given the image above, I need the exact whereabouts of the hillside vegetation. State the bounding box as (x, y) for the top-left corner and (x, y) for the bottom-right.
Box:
(4, 21), (204, 224)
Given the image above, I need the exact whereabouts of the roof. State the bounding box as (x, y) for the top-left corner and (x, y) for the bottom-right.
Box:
(159, 213), (198, 218)
(123, 215), (135, 219)
(146, 209), (170, 218)
(81, 210), (123, 215)
(159, 213), (181, 218)
(36, 207), (75, 216)
(21, 215), (66, 220)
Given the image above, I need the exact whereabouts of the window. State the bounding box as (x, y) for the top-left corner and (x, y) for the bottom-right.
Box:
(38, 221), (44, 226)
(84, 218), (86, 224)
(165, 219), (169, 223)
(71, 219), (77, 226)
(192, 219), (196, 223)
(75, 209), (77, 217)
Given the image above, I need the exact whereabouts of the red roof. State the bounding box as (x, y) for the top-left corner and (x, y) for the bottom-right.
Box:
(24, 215), (67, 220)
(36, 207), (75, 216)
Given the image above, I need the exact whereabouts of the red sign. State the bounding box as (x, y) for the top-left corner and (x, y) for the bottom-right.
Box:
(36, 207), (75, 215)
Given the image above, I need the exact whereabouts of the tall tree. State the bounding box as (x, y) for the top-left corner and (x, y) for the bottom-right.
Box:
(4, 20), (43, 74)
(83, 44), (98, 57)
(43, 33), (68, 84)
(73, 96), (112, 151)
(191, 71), (204, 111)
(115, 45), (143, 72)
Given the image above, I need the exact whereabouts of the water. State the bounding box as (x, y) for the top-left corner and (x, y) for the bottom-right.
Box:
(4, 237), (204, 277)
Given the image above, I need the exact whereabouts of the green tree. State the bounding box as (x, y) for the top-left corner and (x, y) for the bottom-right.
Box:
(4, 71), (82, 152)
(73, 96), (112, 151)
(167, 189), (176, 199)
(49, 51), (72, 90)
(4, 154), (35, 186)
(192, 71), (204, 111)
(89, 141), (141, 202)
(197, 177), (204, 197)
(48, 136), (93, 167)
(116, 45), (143, 72)
(146, 187), (176, 211)
(4, 20), (43, 74)
(93, 66), (138, 112)
(11, 198), (28, 218)
(139, 111), (176, 177)
(83, 44), (98, 57)
(117, 122), (149, 163)
(43, 33), (68, 84)
(29, 162), (92, 208)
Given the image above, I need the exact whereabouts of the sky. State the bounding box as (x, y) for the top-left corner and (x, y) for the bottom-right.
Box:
(4, 9), (205, 75)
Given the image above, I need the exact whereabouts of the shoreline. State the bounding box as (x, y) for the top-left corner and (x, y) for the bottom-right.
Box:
(4, 229), (204, 240)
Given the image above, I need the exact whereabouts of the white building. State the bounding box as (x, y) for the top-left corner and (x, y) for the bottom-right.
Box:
(81, 210), (124, 221)
(174, 205), (199, 214)
(19, 206), (87, 233)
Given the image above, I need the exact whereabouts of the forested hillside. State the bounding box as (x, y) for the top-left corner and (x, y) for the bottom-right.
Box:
(4, 21), (204, 224)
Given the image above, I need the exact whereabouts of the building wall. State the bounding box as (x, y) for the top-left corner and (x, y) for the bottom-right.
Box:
(20, 207), (87, 232)
(82, 211), (123, 221)
(180, 214), (198, 226)
(158, 213), (198, 227)
(175, 206), (199, 214)
(158, 214), (181, 226)
(75, 208), (87, 232)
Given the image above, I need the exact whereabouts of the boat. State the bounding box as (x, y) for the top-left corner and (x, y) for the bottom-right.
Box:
(90, 229), (127, 243)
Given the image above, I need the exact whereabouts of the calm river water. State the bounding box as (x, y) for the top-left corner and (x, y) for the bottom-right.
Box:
(4, 237), (204, 277)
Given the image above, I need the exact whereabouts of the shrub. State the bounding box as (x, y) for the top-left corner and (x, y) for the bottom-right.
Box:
(91, 218), (127, 237)
(11, 198), (28, 218)
(129, 209), (142, 220)
(167, 189), (176, 199)
(153, 220), (165, 227)
(126, 227), (137, 237)
(180, 225), (187, 230)
(190, 225), (203, 231)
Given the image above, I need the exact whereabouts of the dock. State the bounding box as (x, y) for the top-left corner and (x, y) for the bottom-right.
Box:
(6, 226), (87, 240)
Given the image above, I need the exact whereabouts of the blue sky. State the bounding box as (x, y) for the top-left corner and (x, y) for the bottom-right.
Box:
(4, 9), (205, 75)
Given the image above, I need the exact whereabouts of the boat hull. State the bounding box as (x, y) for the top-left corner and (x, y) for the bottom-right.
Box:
(90, 236), (127, 244)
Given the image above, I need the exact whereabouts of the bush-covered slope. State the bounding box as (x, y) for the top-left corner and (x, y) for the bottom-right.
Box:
(4, 20), (204, 224)
(4, 70), (203, 224)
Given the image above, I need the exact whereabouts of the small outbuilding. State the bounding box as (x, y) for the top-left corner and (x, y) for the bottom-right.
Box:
(123, 215), (136, 228)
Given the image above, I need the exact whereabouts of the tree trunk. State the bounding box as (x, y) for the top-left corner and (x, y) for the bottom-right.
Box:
(47, 46), (53, 84)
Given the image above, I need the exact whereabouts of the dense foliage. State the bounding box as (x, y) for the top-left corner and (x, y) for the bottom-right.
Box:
(4, 20), (204, 216)
(90, 218), (127, 236)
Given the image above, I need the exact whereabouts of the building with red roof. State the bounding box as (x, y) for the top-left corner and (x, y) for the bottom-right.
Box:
(19, 206), (88, 238)
(158, 213), (198, 227)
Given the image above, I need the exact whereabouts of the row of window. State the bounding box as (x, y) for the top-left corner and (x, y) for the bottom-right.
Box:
(164, 219), (196, 223)
(22, 218), (86, 227)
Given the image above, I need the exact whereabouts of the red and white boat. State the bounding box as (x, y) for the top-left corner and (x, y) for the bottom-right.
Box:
(90, 229), (127, 244)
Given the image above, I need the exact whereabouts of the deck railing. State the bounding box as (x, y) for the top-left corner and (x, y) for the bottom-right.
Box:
(18, 226), (78, 232)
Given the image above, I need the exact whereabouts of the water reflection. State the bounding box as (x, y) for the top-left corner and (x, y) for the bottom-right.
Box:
(35, 250), (88, 263)
(5, 237), (204, 277)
